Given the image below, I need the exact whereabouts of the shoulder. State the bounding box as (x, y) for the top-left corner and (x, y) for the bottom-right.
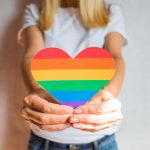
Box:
(17, 3), (41, 46)
(104, 3), (128, 46)
(105, 2), (123, 13)
(105, 3), (126, 27)
(106, 3), (125, 20)
(24, 3), (40, 20)
(25, 3), (39, 12)
(109, 3), (123, 12)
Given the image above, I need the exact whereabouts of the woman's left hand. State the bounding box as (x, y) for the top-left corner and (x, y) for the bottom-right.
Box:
(69, 90), (123, 132)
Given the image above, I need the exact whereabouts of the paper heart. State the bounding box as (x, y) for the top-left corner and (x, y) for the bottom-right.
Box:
(31, 47), (116, 108)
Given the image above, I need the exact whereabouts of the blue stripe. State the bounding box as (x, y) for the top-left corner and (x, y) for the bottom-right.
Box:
(48, 90), (99, 102)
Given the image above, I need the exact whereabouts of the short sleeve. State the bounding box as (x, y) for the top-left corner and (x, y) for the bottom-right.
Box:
(17, 4), (40, 46)
(106, 4), (129, 47)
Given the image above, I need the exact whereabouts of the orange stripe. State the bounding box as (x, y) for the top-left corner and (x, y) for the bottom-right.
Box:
(31, 58), (115, 70)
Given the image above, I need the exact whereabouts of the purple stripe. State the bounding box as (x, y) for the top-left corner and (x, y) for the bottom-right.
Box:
(61, 102), (86, 108)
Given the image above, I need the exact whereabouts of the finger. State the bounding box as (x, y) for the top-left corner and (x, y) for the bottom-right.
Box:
(82, 120), (121, 132)
(27, 120), (71, 131)
(21, 106), (72, 125)
(39, 123), (71, 131)
(74, 99), (121, 114)
(72, 121), (118, 132)
(24, 118), (32, 125)
(24, 94), (73, 114)
(70, 111), (123, 124)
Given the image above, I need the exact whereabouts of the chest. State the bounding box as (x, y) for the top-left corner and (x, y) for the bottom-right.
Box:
(43, 10), (108, 57)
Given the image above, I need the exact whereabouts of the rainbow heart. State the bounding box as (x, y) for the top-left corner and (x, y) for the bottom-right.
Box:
(31, 47), (116, 108)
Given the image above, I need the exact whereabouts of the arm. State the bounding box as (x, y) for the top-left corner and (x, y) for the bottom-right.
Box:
(86, 32), (126, 104)
(69, 32), (125, 132)
(21, 26), (59, 103)
(104, 32), (126, 97)
(21, 25), (44, 92)
(20, 26), (74, 131)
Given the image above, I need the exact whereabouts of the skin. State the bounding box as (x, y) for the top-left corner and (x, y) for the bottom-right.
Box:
(20, 21), (125, 132)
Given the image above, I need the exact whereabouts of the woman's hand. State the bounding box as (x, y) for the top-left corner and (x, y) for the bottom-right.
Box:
(21, 92), (74, 131)
(69, 90), (123, 132)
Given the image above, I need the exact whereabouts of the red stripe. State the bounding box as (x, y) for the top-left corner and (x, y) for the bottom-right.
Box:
(75, 47), (112, 58)
(34, 48), (70, 59)
(33, 47), (113, 59)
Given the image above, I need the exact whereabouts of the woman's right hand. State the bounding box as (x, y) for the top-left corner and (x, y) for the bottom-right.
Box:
(19, 26), (74, 131)
(21, 91), (74, 131)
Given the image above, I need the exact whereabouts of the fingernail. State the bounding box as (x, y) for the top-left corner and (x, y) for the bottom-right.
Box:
(74, 109), (82, 114)
(24, 97), (29, 104)
(73, 124), (80, 128)
(21, 111), (26, 117)
(65, 123), (71, 128)
(70, 117), (79, 123)
(113, 122), (118, 125)
(102, 95), (108, 100)
(66, 109), (73, 114)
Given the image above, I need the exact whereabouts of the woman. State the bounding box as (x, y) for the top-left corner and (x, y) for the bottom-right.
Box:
(18, 0), (128, 149)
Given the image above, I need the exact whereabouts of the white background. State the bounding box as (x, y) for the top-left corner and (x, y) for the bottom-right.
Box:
(0, 0), (150, 149)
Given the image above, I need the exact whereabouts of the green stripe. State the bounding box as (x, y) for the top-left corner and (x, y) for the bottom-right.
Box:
(37, 80), (109, 91)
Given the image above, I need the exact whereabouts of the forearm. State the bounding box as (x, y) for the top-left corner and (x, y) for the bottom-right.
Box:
(21, 55), (42, 94)
(105, 56), (125, 97)
(20, 26), (45, 93)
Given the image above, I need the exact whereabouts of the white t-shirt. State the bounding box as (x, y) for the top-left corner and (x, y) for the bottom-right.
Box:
(18, 3), (128, 144)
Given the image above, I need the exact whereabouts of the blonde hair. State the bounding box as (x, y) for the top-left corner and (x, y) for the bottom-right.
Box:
(39, 0), (110, 30)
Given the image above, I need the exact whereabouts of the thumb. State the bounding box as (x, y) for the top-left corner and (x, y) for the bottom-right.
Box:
(86, 93), (102, 104)
(86, 89), (103, 105)
(100, 87), (114, 102)
(86, 87), (113, 104)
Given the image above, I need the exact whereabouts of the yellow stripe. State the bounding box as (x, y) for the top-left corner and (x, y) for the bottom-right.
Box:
(31, 69), (115, 80)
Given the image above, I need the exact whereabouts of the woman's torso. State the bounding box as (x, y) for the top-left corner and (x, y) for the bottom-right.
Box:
(43, 7), (108, 58)
(28, 3), (123, 144)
